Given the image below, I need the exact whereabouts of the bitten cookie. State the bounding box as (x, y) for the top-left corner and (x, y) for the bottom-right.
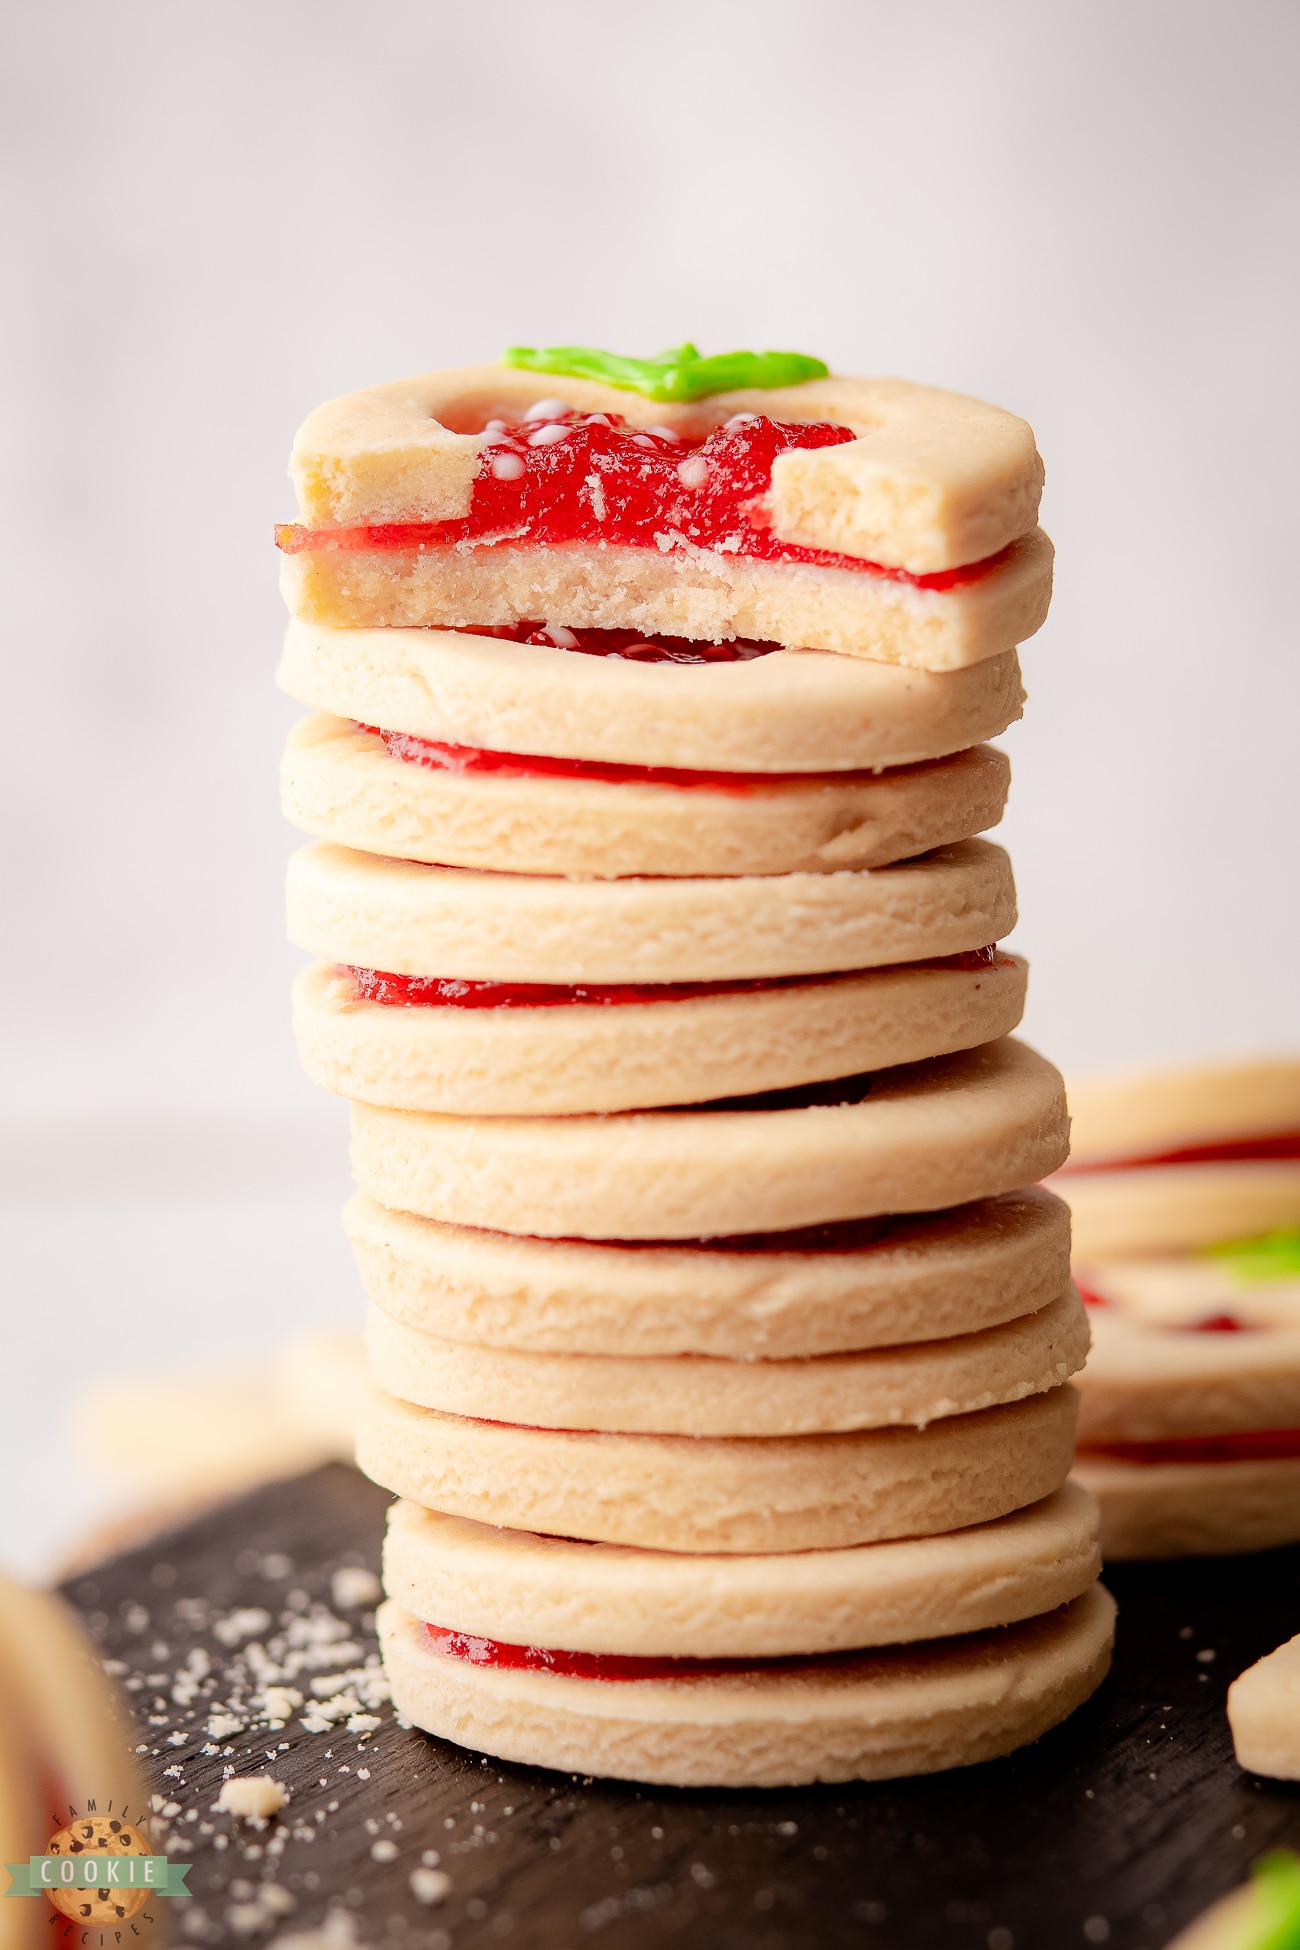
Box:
(278, 365), (1052, 670)
(376, 1584), (1114, 1789)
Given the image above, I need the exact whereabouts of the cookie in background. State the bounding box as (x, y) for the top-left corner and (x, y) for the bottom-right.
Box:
(1053, 1056), (1300, 1558)
(67, 1330), (365, 1565)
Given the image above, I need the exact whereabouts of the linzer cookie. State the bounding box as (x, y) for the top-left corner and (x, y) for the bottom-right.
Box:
(276, 349), (1052, 670)
(279, 342), (1110, 1786)
(1064, 1056), (1300, 1557)
(282, 712), (1011, 879)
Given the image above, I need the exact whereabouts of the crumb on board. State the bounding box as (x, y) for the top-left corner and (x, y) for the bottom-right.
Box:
(409, 1868), (451, 1906)
(217, 1776), (290, 1820)
(331, 1567), (381, 1610)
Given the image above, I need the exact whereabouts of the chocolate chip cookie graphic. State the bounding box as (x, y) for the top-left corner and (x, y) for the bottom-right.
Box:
(44, 1816), (151, 1923)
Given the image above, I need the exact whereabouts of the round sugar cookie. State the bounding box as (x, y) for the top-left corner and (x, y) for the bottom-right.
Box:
(282, 714), (1011, 879)
(277, 624), (1027, 775)
(282, 529), (1052, 672)
(1071, 1248), (1300, 1332)
(1056, 1162), (1300, 1258)
(344, 1185), (1074, 1359)
(355, 1381), (1079, 1553)
(1075, 1308), (1300, 1445)
(376, 1583), (1114, 1789)
(349, 1037), (1069, 1241)
(288, 365), (1044, 574)
(1071, 1453), (1300, 1560)
(287, 837), (1016, 985)
(1066, 1055), (1300, 1166)
(365, 1286), (1089, 1437)
(294, 950), (1028, 1116)
(382, 1483), (1103, 1658)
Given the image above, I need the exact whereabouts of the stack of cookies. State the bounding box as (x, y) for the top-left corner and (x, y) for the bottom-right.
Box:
(1057, 1056), (1300, 1559)
(276, 347), (1114, 1787)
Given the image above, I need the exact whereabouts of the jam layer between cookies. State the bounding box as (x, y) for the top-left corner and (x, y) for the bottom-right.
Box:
(344, 947), (1010, 1011)
(277, 412), (1009, 589)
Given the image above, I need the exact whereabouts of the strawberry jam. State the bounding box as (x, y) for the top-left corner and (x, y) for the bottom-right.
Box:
(1081, 1428), (1300, 1465)
(424, 1623), (864, 1682)
(1057, 1131), (1300, 1175)
(276, 411), (1004, 589)
(346, 946), (1004, 1012)
(347, 967), (830, 1009)
(451, 621), (780, 664)
(365, 722), (810, 795)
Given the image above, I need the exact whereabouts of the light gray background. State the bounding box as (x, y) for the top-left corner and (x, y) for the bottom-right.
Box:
(2, 0), (1297, 1573)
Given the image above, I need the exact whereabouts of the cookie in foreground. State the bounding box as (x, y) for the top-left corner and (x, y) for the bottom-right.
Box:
(276, 358), (1052, 669)
(377, 1582), (1114, 1789)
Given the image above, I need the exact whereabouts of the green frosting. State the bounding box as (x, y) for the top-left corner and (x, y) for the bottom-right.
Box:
(1202, 1229), (1300, 1285)
(1246, 1852), (1300, 1950)
(502, 341), (829, 404)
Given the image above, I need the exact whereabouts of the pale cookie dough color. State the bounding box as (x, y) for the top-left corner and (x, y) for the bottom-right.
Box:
(282, 713), (1011, 879)
(1065, 1055), (1300, 1556)
(1075, 1309), (1300, 1445)
(1228, 1633), (1300, 1779)
(1070, 1455), (1300, 1560)
(364, 1286), (1089, 1436)
(278, 365), (1052, 670)
(278, 622), (1027, 774)
(281, 533), (1052, 676)
(278, 343), (1102, 1787)
(355, 1383), (1079, 1553)
(376, 1583), (1114, 1789)
(382, 1482), (1103, 1657)
(286, 836), (1017, 985)
(344, 1185), (1075, 1359)
(293, 950), (1028, 1116)
(1052, 1053), (1300, 1256)
(349, 1038), (1069, 1240)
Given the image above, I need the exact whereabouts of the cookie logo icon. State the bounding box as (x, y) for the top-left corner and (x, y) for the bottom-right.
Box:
(4, 1802), (189, 1925)
(44, 1816), (152, 1923)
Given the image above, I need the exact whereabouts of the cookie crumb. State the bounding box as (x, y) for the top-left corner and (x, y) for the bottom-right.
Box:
(331, 1567), (382, 1609)
(217, 1777), (290, 1820)
(409, 1868), (451, 1906)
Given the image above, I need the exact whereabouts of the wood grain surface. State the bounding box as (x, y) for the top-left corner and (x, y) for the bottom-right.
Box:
(60, 1462), (1300, 1950)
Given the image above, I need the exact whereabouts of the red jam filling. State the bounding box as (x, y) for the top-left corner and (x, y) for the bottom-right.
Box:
(345, 946), (1005, 1013)
(450, 621), (781, 664)
(423, 1623), (866, 1683)
(365, 722), (809, 794)
(1188, 1312), (1250, 1333)
(1074, 1281), (1112, 1309)
(1080, 1428), (1300, 1465)
(276, 412), (1005, 589)
(1057, 1131), (1300, 1176)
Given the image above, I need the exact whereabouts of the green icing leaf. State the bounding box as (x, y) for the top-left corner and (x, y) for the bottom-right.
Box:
(502, 340), (830, 404)
(1202, 1229), (1300, 1285)
(1245, 1852), (1300, 1950)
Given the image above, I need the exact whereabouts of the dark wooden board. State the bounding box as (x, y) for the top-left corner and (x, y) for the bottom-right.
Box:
(62, 1463), (1300, 1950)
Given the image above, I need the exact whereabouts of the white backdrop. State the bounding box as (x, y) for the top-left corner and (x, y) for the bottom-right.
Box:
(2, 0), (1297, 1570)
